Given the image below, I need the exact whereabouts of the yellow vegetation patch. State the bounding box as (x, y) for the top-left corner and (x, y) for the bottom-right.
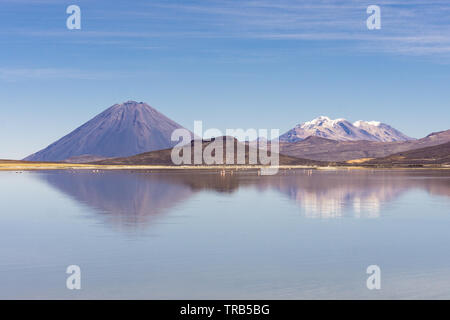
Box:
(390, 156), (406, 160)
(346, 158), (375, 164)
(0, 161), (320, 171)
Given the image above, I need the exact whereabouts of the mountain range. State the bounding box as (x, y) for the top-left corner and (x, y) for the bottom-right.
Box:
(21, 100), (449, 166)
(280, 130), (450, 161)
(278, 116), (413, 142)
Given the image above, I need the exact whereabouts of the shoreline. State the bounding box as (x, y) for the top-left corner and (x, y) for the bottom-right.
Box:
(0, 161), (449, 171)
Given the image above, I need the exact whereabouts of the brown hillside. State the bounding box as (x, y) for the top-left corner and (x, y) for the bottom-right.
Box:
(363, 141), (450, 166)
(94, 136), (326, 166)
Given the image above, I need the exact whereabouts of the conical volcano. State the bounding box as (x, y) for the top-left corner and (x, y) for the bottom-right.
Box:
(24, 101), (189, 162)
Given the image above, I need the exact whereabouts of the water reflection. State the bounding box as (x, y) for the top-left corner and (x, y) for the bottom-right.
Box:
(37, 171), (194, 229)
(37, 169), (450, 226)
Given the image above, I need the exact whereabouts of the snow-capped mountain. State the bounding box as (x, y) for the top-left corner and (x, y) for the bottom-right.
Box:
(279, 116), (414, 142)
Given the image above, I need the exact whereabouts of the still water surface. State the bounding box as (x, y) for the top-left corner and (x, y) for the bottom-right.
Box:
(0, 169), (449, 299)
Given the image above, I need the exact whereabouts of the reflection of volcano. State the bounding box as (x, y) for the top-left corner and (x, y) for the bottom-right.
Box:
(38, 171), (195, 229)
(37, 170), (450, 229)
(37, 170), (248, 229)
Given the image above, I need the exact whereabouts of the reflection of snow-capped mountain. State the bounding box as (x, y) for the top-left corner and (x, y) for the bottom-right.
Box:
(282, 183), (398, 219)
(279, 116), (414, 142)
(261, 169), (450, 218)
(267, 171), (408, 218)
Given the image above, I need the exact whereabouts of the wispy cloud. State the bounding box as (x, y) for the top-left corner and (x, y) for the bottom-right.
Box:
(2, 0), (450, 58)
(0, 68), (125, 81)
(141, 0), (450, 57)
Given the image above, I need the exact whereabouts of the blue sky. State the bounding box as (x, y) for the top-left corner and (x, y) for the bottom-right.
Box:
(1, 0), (450, 159)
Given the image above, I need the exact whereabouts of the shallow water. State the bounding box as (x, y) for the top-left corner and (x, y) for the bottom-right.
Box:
(0, 169), (449, 299)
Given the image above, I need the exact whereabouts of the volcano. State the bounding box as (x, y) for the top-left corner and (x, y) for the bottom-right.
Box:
(24, 101), (189, 162)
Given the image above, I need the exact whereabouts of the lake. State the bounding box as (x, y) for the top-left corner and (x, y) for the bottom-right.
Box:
(0, 169), (449, 299)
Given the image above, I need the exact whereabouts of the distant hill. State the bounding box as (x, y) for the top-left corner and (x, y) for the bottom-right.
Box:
(279, 116), (413, 143)
(94, 136), (325, 166)
(62, 155), (108, 163)
(362, 141), (450, 166)
(280, 129), (450, 161)
(24, 101), (189, 162)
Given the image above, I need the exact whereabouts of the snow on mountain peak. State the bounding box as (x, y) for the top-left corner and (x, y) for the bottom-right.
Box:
(313, 116), (331, 122)
(354, 120), (381, 127)
(303, 116), (348, 128)
(280, 116), (414, 143)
